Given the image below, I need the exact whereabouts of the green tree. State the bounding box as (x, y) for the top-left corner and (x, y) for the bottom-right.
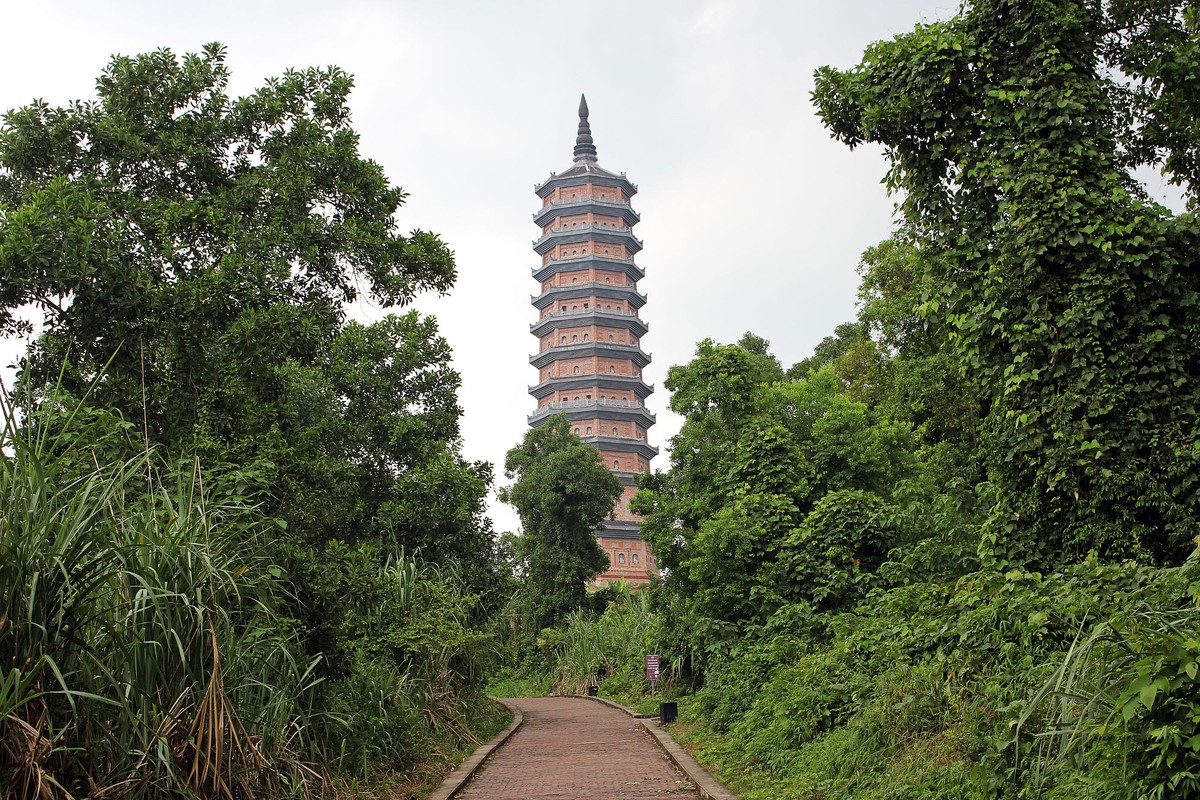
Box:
(0, 43), (454, 449)
(814, 0), (1200, 565)
(0, 44), (503, 774)
(634, 337), (920, 666)
(501, 415), (622, 630)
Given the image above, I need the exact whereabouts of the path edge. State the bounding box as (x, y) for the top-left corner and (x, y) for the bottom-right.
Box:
(426, 698), (523, 800)
(574, 694), (740, 800)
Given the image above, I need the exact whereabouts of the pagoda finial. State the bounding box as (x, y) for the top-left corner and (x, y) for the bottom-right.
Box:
(573, 93), (597, 162)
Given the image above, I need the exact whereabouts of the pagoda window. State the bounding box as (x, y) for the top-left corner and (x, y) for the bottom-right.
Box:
(561, 336), (567, 344)
(608, 366), (615, 373)
(572, 277), (578, 283)
(618, 553), (626, 565)
(586, 426), (592, 435)
(583, 303), (589, 309)
(609, 334), (614, 341)
(612, 427), (618, 436)
(631, 553), (640, 565)
(572, 335), (578, 343)
(573, 427), (580, 434)
(583, 334), (589, 342)
(614, 460), (620, 469)
(573, 366), (580, 374)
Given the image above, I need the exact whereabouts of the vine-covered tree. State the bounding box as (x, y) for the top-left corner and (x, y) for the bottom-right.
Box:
(501, 415), (622, 629)
(814, 0), (1200, 565)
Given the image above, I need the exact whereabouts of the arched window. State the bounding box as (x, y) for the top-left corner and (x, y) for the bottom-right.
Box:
(561, 336), (567, 344)
(631, 553), (640, 565)
(583, 334), (589, 342)
(617, 553), (626, 564)
(573, 366), (580, 374)
(572, 335), (578, 343)
(572, 277), (578, 283)
(608, 366), (615, 373)
(612, 427), (618, 436)
(609, 334), (614, 341)
(573, 427), (580, 435)
(613, 460), (620, 470)
(586, 426), (592, 435)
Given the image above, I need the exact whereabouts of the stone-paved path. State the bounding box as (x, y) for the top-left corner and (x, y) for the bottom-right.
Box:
(453, 696), (701, 799)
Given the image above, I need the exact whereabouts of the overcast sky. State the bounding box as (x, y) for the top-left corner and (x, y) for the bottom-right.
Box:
(0, 0), (970, 532)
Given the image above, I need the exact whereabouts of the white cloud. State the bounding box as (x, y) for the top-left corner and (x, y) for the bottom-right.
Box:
(0, 0), (953, 534)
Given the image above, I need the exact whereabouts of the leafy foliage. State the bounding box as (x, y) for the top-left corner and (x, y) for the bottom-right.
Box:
(0, 45), (506, 793)
(814, 0), (1200, 565)
(501, 414), (622, 630)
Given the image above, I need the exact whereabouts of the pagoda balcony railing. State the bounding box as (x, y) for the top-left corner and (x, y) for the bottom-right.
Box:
(528, 398), (657, 424)
(531, 308), (648, 337)
(534, 281), (644, 299)
(546, 253), (635, 264)
(538, 280), (637, 291)
(529, 341), (651, 369)
(541, 398), (647, 411)
(532, 254), (638, 276)
(533, 223), (643, 249)
(541, 195), (632, 210)
(528, 375), (654, 395)
(537, 307), (640, 321)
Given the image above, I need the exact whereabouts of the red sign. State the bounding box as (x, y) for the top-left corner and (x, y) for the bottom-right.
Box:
(645, 654), (660, 683)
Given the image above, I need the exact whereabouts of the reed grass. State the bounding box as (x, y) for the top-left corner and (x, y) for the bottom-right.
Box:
(0, 388), (325, 799)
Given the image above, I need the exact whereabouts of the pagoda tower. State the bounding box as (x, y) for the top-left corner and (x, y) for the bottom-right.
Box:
(527, 95), (658, 584)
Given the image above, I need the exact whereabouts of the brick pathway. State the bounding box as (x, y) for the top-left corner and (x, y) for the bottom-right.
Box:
(453, 696), (701, 799)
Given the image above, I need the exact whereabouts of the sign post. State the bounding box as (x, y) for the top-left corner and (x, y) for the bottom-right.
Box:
(645, 654), (660, 694)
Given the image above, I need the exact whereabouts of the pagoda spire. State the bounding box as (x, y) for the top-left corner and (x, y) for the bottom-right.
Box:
(573, 94), (598, 162)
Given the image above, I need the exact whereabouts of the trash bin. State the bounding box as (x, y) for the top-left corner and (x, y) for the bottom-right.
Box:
(659, 701), (678, 724)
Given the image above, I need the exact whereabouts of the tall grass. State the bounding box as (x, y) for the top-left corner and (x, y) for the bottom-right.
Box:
(0, 389), (325, 799)
(1013, 558), (1200, 799)
(546, 583), (665, 696)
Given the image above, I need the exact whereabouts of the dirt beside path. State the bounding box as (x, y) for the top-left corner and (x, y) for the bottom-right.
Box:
(452, 696), (701, 799)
